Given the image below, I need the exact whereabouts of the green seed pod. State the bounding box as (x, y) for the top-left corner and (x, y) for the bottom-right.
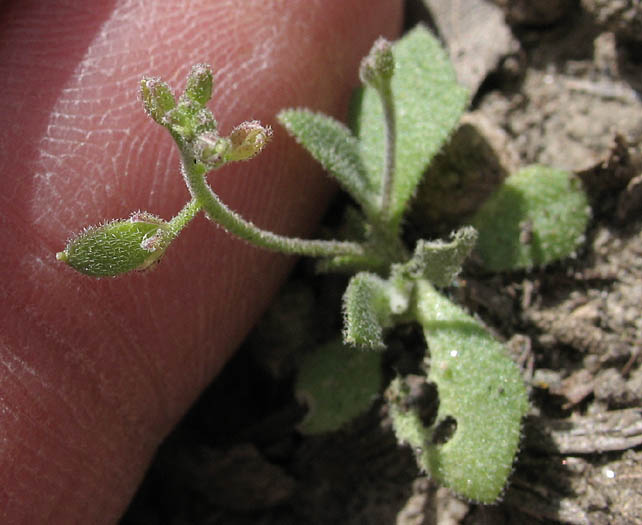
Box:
(56, 212), (172, 277)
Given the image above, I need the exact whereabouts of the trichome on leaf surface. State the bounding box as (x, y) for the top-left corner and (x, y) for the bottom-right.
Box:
(57, 25), (590, 503)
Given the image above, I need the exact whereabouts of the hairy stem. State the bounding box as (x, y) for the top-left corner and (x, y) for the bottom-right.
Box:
(377, 80), (396, 221)
(181, 154), (370, 258)
(167, 197), (202, 237)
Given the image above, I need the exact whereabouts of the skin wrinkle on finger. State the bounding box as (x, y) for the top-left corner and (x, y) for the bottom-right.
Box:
(0, 324), (164, 522)
(0, 281), (164, 460)
(0, 348), (118, 521)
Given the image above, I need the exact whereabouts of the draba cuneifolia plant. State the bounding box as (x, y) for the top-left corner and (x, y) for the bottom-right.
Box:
(57, 26), (590, 502)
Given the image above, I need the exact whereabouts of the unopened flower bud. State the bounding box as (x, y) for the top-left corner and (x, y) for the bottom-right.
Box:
(183, 63), (213, 107)
(140, 77), (176, 123)
(56, 212), (172, 277)
(226, 120), (272, 162)
(359, 37), (395, 88)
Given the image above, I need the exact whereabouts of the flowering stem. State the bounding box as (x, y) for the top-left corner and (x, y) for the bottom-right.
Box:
(167, 197), (202, 237)
(377, 80), (396, 220)
(359, 37), (397, 223)
(180, 153), (371, 259)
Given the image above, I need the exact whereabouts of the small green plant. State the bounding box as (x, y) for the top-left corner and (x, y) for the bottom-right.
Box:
(57, 26), (589, 502)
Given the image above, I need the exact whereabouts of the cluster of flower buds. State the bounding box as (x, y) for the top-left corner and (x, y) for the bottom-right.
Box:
(58, 65), (273, 277)
(359, 37), (394, 90)
(141, 64), (271, 168)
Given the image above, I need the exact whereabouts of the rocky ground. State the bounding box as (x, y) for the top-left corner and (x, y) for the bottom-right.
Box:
(121, 1), (642, 523)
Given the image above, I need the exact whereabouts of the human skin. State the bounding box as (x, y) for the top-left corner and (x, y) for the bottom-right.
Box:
(0, 1), (402, 522)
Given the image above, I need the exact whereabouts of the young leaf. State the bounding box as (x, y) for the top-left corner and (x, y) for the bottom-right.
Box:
(395, 226), (477, 287)
(352, 25), (468, 230)
(471, 165), (590, 272)
(278, 109), (378, 217)
(391, 279), (528, 503)
(342, 272), (395, 350)
(296, 339), (382, 435)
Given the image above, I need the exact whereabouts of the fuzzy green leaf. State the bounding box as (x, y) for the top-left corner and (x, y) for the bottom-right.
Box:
(342, 272), (397, 350)
(471, 165), (590, 272)
(296, 339), (382, 435)
(352, 25), (468, 229)
(278, 109), (377, 216)
(395, 226), (477, 287)
(389, 279), (528, 503)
